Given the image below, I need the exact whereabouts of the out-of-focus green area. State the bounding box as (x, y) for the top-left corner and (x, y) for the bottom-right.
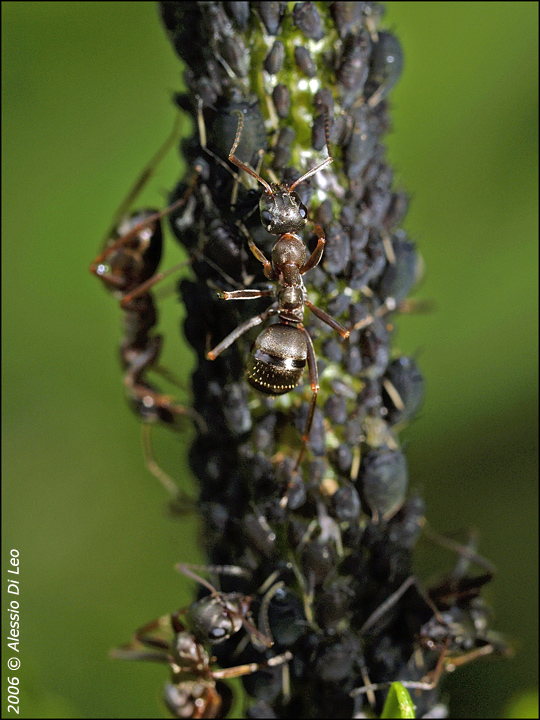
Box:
(2, 2), (537, 718)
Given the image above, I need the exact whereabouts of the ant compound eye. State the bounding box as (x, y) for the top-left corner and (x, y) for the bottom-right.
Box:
(261, 209), (273, 227)
(208, 626), (228, 641)
(299, 203), (308, 219)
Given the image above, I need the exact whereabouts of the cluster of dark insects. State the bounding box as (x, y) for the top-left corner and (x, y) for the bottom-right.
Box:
(92, 3), (508, 718)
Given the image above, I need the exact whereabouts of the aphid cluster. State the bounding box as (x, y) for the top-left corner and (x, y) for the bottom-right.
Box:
(97, 3), (508, 718)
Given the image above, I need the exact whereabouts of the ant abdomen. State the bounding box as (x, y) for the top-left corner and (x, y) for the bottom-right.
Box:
(247, 325), (307, 396)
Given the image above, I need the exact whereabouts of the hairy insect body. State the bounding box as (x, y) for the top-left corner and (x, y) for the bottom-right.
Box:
(206, 112), (349, 475)
(247, 232), (310, 395)
(247, 324), (308, 395)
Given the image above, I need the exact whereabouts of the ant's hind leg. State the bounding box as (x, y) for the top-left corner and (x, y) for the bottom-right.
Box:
(281, 328), (319, 508)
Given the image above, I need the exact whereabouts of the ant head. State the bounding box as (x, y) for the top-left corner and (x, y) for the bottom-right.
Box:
(228, 112), (333, 237)
(188, 593), (245, 645)
(259, 186), (308, 235)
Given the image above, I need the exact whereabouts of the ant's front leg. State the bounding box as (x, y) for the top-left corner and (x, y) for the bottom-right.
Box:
(246, 235), (277, 280)
(300, 223), (326, 275)
(212, 651), (293, 681)
(110, 615), (175, 664)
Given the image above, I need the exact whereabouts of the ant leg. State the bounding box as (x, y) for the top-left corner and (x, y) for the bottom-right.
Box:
(281, 327), (319, 498)
(247, 236), (275, 279)
(142, 424), (179, 496)
(212, 651), (292, 681)
(423, 525), (496, 577)
(300, 223), (326, 274)
(141, 425), (196, 505)
(110, 614), (174, 663)
(206, 305), (279, 361)
(119, 258), (192, 307)
(360, 576), (419, 635)
(125, 374), (208, 435)
(218, 288), (274, 301)
(101, 112), (183, 244)
(176, 563), (226, 600)
(443, 642), (500, 673)
(306, 300), (350, 339)
(176, 562), (252, 580)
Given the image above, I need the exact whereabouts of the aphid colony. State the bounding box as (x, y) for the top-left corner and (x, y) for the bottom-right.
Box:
(90, 3), (508, 718)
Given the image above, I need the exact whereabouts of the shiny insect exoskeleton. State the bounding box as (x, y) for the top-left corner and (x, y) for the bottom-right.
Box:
(206, 112), (350, 477)
(89, 121), (205, 496)
(177, 563), (273, 650)
(352, 534), (510, 707)
(111, 607), (291, 719)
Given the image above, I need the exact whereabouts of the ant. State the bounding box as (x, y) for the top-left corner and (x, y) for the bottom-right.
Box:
(206, 112), (351, 483)
(176, 563), (275, 650)
(111, 586), (292, 719)
(352, 532), (510, 706)
(89, 121), (206, 497)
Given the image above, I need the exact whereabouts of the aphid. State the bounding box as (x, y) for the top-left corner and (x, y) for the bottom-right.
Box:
(206, 112), (351, 484)
(364, 31), (404, 108)
(263, 40), (285, 75)
(272, 84), (290, 119)
(292, 2), (324, 41)
(357, 446), (408, 523)
(294, 46), (317, 78)
(337, 31), (371, 103)
(382, 356), (424, 425)
(255, 2), (286, 36)
(111, 609), (291, 719)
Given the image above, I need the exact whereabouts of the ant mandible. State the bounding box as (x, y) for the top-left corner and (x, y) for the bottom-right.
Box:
(206, 112), (350, 478)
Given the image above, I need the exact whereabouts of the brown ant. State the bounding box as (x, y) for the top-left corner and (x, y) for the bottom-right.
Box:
(89, 122), (205, 496)
(206, 112), (350, 483)
(111, 585), (292, 719)
(352, 532), (510, 706)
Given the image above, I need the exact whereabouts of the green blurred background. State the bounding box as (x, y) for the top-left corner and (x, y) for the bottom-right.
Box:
(2, 2), (537, 718)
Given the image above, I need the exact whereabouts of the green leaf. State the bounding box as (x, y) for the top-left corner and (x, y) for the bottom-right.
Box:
(380, 682), (416, 719)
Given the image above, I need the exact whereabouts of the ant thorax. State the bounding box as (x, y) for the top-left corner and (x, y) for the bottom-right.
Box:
(271, 235), (307, 283)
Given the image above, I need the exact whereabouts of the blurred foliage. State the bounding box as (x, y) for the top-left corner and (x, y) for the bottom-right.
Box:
(504, 689), (539, 719)
(2, 2), (537, 718)
(381, 683), (416, 719)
